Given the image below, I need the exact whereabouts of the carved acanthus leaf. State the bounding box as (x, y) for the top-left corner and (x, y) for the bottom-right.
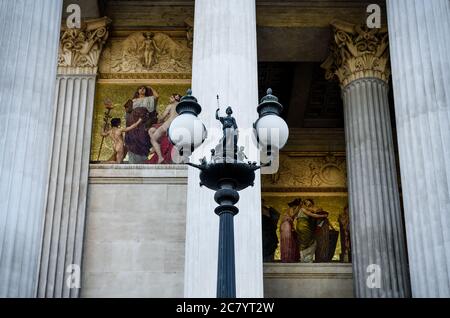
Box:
(321, 20), (390, 88)
(58, 17), (111, 73)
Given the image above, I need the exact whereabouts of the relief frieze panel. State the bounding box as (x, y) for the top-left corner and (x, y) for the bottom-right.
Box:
(262, 153), (347, 191)
(99, 30), (192, 77)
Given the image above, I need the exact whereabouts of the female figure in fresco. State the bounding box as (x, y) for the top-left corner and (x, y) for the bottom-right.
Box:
(148, 93), (181, 164)
(280, 198), (301, 263)
(124, 86), (159, 163)
(295, 199), (329, 263)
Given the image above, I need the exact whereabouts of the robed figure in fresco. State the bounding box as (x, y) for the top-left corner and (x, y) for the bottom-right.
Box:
(295, 199), (329, 263)
(261, 200), (280, 262)
(314, 212), (339, 263)
(124, 86), (158, 163)
(280, 199), (301, 263)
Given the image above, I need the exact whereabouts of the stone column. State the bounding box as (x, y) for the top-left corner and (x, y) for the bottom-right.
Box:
(387, 0), (450, 297)
(0, 0), (63, 297)
(37, 17), (110, 298)
(322, 20), (410, 297)
(185, 0), (263, 297)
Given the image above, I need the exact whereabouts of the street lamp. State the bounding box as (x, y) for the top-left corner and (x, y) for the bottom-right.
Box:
(167, 89), (207, 153)
(254, 88), (289, 155)
(168, 88), (289, 298)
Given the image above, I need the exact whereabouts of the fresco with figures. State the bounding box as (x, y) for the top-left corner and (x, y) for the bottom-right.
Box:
(90, 26), (193, 164)
(261, 153), (350, 264)
(91, 83), (190, 163)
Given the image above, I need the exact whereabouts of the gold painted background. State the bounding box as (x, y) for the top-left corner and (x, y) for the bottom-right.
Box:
(261, 153), (348, 262)
(90, 83), (191, 162)
(262, 195), (348, 261)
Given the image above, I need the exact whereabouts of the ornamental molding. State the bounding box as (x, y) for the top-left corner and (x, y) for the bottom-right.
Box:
(321, 20), (390, 88)
(58, 17), (111, 75)
(98, 72), (192, 80)
(261, 153), (347, 190)
(263, 272), (353, 279)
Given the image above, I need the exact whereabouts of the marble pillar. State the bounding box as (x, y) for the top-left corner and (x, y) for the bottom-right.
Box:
(387, 0), (450, 297)
(185, 0), (263, 297)
(322, 20), (410, 297)
(0, 0), (63, 297)
(37, 17), (110, 298)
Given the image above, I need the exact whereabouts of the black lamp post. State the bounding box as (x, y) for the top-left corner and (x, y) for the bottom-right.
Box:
(168, 88), (289, 298)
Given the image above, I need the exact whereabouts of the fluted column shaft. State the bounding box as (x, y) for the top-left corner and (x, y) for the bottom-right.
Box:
(343, 78), (410, 297)
(0, 0), (62, 297)
(185, 0), (262, 297)
(322, 21), (411, 297)
(37, 74), (97, 298)
(387, 0), (450, 297)
(37, 17), (109, 298)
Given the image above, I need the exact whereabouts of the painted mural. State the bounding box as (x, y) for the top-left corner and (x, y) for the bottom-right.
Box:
(90, 83), (190, 163)
(91, 26), (192, 164)
(262, 195), (349, 263)
(261, 152), (350, 263)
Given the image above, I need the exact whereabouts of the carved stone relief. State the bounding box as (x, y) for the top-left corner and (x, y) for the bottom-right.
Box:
(321, 20), (390, 88)
(58, 17), (111, 74)
(262, 153), (347, 190)
(99, 30), (192, 75)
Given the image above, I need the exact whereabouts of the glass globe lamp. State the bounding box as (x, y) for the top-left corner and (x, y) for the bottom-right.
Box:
(254, 88), (289, 152)
(168, 89), (207, 152)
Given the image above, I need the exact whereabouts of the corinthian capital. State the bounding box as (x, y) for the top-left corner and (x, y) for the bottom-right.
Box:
(58, 17), (111, 75)
(321, 20), (390, 88)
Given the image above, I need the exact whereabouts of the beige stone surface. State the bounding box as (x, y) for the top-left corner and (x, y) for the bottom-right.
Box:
(81, 165), (187, 298)
(264, 263), (353, 298)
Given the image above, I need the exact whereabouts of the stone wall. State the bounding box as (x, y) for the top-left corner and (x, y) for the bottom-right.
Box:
(81, 165), (188, 297)
(264, 263), (353, 298)
(81, 164), (353, 298)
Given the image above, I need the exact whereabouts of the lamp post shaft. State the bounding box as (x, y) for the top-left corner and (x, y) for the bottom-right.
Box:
(216, 211), (237, 298)
(213, 185), (240, 298)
